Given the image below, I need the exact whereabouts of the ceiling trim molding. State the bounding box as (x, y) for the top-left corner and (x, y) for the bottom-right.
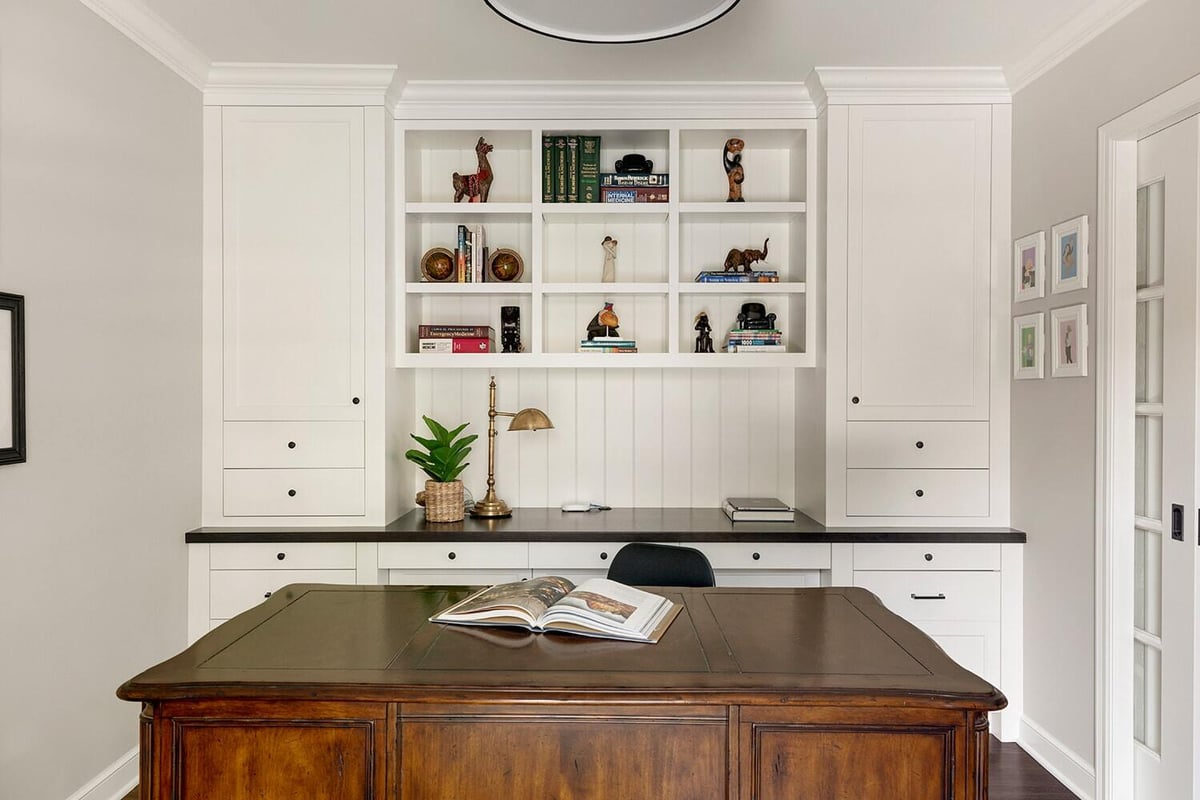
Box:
(205, 63), (399, 106)
(806, 68), (1011, 113)
(77, 0), (210, 89)
(389, 81), (815, 120)
(1006, 0), (1149, 93)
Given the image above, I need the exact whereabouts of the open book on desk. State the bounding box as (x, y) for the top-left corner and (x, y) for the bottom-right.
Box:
(431, 576), (680, 643)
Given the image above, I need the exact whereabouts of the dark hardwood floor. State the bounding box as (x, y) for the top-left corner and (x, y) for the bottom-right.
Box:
(119, 738), (1077, 799)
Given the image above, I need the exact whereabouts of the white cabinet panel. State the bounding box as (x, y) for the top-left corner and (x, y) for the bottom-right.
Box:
(853, 570), (1000, 622)
(223, 468), (365, 516)
(529, 542), (625, 570)
(210, 541), (357, 570)
(378, 542), (529, 570)
(846, 468), (989, 517)
(846, 105), (991, 421)
(694, 542), (831, 570)
(222, 106), (365, 421)
(224, 421), (364, 468)
(853, 543), (1001, 572)
(846, 421), (989, 469)
(209, 569), (356, 619)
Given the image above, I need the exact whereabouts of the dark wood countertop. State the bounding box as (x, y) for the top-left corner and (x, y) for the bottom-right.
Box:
(186, 507), (1026, 544)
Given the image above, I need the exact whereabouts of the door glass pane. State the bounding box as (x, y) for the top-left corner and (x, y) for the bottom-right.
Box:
(1135, 415), (1163, 520)
(1134, 639), (1162, 752)
(1134, 526), (1162, 636)
(1137, 180), (1165, 289)
(1136, 299), (1165, 403)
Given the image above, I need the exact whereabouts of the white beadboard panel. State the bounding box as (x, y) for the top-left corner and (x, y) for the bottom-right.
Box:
(678, 129), (808, 203)
(404, 216), (533, 284)
(408, 368), (796, 508)
(542, 293), (668, 354)
(404, 129), (532, 203)
(543, 217), (668, 283)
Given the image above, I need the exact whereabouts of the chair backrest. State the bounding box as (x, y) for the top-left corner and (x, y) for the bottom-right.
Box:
(606, 543), (716, 588)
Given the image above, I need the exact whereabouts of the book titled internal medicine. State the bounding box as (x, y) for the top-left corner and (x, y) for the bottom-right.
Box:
(430, 576), (680, 643)
(723, 497), (796, 522)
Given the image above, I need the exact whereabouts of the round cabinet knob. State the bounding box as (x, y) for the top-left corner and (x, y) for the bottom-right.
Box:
(276, 552), (286, 561)
(851, 396), (860, 405)
(924, 553), (934, 562)
(915, 441), (925, 449)
(915, 489), (925, 498)
(752, 552), (761, 561)
(600, 552), (608, 561)
(352, 397), (361, 405)
(287, 441), (296, 449)
(288, 489), (297, 497)
(447, 551), (457, 560)
(263, 591), (272, 598)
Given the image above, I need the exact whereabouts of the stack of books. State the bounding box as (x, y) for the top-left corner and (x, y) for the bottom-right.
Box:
(722, 497), (795, 523)
(542, 135), (602, 203)
(448, 224), (487, 283)
(599, 173), (669, 204)
(694, 270), (780, 283)
(418, 324), (496, 354)
(578, 337), (638, 353)
(727, 329), (785, 353)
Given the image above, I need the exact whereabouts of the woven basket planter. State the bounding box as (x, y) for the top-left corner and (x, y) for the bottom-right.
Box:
(422, 479), (465, 523)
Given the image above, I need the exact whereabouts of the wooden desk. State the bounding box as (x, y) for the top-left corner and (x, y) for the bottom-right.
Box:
(120, 585), (1005, 799)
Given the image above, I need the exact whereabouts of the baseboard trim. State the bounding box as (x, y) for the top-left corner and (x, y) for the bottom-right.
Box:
(65, 746), (137, 800)
(1019, 716), (1096, 800)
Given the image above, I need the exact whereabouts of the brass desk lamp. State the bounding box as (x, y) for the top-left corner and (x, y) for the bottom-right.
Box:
(470, 376), (554, 518)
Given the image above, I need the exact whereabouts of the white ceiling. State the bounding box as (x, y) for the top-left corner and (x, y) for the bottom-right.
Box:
(137, 0), (1102, 84)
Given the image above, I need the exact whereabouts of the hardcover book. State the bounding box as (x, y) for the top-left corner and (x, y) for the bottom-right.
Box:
(599, 173), (670, 187)
(601, 187), (669, 204)
(418, 324), (495, 338)
(694, 270), (780, 283)
(579, 135), (601, 203)
(553, 136), (568, 203)
(565, 136), (580, 203)
(722, 497), (795, 522)
(419, 337), (494, 353)
(542, 135), (555, 203)
(430, 576), (679, 643)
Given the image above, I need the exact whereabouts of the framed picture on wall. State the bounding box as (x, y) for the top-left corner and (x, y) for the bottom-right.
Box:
(1013, 231), (1045, 302)
(1050, 303), (1088, 378)
(1013, 312), (1044, 380)
(1051, 215), (1089, 293)
(0, 292), (27, 465)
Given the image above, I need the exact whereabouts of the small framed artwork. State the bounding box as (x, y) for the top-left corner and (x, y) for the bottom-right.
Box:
(1, 292), (27, 465)
(1051, 215), (1089, 293)
(1013, 312), (1044, 379)
(1050, 303), (1088, 378)
(1013, 231), (1045, 302)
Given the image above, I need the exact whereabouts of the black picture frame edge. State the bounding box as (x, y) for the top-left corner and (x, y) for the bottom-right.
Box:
(0, 291), (26, 465)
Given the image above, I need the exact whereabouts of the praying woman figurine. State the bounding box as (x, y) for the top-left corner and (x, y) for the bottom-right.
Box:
(601, 236), (618, 283)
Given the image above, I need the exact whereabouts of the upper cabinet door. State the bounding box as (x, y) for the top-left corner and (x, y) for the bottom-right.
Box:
(222, 107), (365, 421)
(846, 106), (991, 421)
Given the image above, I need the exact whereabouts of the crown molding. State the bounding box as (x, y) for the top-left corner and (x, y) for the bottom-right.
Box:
(389, 81), (816, 120)
(78, 0), (209, 89)
(204, 63), (399, 106)
(806, 67), (1011, 113)
(1006, 0), (1149, 94)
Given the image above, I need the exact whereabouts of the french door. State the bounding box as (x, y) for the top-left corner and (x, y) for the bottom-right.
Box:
(1133, 114), (1200, 800)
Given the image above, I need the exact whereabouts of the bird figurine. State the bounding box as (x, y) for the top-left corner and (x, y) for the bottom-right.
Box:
(586, 302), (621, 340)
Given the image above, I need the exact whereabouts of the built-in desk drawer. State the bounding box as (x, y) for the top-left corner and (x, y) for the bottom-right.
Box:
(853, 570), (1000, 623)
(379, 542), (529, 571)
(530, 542), (625, 570)
(210, 542), (357, 570)
(696, 543), (831, 570)
(209, 569), (356, 619)
(846, 469), (989, 517)
(223, 469), (365, 516)
(847, 421), (989, 469)
(224, 421), (364, 468)
(853, 543), (1000, 572)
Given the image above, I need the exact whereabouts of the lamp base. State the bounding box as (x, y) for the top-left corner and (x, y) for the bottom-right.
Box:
(469, 495), (512, 518)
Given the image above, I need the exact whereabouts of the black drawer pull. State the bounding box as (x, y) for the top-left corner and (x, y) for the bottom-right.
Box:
(352, 397), (361, 405)
(287, 441), (296, 449)
(851, 396), (860, 405)
(915, 441), (924, 449)
(288, 489), (297, 497)
(915, 489), (924, 498)
(447, 551), (456, 560)
(911, 593), (946, 601)
(600, 552), (608, 560)
(264, 591), (272, 598)
(924, 553), (933, 562)
(276, 552), (286, 561)
(752, 552), (761, 560)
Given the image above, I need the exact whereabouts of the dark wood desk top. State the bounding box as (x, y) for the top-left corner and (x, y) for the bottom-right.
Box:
(186, 507), (1026, 544)
(119, 584), (1006, 711)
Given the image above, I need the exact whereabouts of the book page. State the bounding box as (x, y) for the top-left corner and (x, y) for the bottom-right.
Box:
(436, 576), (575, 625)
(541, 578), (672, 638)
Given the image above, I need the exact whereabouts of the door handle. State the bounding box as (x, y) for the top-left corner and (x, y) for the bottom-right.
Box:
(1172, 504), (1184, 541)
(911, 593), (946, 600)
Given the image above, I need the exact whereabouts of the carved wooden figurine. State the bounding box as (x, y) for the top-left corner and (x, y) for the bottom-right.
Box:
(723, 138), (745, 202)
(452, 137), (494, 203)
(586, 302), (620, 340)
(694, 312), (714, 353)
(601, 236), (618, 283)
(724, 238), (769, 273)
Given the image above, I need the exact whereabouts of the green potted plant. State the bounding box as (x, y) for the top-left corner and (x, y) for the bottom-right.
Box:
(406, 415), (477, 523)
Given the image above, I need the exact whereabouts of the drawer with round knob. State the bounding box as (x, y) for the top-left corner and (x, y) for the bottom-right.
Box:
(529, 542), (626, 570)
(223, 421), (364, 469)
(209, 569), (357, 620)
(846, 469), (989, 517)
(695, 543), (831, 570)
(852, 543), (1000, 572)
(210, 542), (357, 571)
(846, 421), (988, 469)
(222, 469), (365, 516)
(378, 542), (529, 571)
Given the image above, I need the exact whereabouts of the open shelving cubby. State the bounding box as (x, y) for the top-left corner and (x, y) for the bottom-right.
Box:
(394, 120), (816, 368)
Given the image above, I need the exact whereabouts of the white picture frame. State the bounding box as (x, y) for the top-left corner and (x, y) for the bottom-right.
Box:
(1013, 312), (1044, 380)
(1013, 231), (1045, 302)
(1050, 303), (1088, 378)
(1051, 215), (1089, 293)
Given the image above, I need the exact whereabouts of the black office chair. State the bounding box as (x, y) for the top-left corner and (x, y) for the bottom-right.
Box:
(606, 543), (716, 587)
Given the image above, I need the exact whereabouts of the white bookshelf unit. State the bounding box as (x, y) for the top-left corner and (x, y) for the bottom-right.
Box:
(395, 120), (817, 368)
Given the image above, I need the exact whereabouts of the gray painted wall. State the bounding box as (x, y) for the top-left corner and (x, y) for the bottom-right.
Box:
(0, 1), (201, 798)
(1012, 0), (1200, 767)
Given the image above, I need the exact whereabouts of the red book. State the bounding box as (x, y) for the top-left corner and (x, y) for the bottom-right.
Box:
(418, 337), (494, 353)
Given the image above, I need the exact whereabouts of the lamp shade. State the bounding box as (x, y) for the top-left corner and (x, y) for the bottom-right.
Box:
(508, 408), (554, 431)
(485, 0), (739, 43)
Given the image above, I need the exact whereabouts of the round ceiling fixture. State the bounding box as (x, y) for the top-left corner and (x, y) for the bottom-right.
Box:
(485, 0), (740, 44)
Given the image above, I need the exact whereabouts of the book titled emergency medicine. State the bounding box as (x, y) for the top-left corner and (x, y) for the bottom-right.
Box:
(430, 576), (680, 643)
